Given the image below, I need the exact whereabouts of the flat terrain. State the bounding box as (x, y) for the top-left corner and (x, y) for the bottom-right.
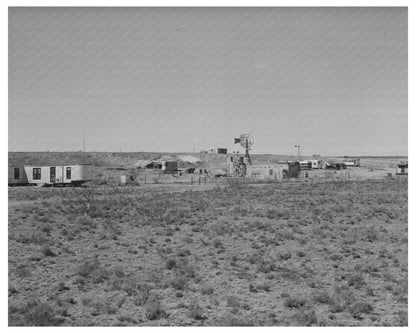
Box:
(8, 176), (408, 326)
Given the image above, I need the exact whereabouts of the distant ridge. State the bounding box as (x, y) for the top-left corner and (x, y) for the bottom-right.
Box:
(8, 151), (295, 168)
(9, 152), (406, 170)
(336, 156), (408, 159)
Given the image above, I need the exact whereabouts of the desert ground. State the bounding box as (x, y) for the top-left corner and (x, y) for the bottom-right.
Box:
(8, 153), (407, 326)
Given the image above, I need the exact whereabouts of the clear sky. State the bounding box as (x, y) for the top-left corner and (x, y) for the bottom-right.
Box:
(8, 7), (407, 156)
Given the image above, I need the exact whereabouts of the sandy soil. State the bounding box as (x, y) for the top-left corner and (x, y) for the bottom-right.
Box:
(8, 175), (407, 326)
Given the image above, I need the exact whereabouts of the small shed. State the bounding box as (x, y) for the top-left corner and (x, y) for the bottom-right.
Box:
(288, 162), (301, 178)
(120, 174), (137, 185)
(217, 148), (228, 154)
(161, 161), (178, 172)
(309, 160), (319, 169)
(396, 161), (408, 175)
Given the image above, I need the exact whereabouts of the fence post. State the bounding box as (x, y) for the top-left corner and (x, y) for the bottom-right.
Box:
(204, 176), (207, 185)
(191, 176), (193, 185)
(144, 174), (146, 184)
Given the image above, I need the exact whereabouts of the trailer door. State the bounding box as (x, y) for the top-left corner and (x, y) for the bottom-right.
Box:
(50, 167), (56, 183)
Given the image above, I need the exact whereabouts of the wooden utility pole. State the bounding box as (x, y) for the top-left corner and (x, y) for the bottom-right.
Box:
(83, 138), (86, 164)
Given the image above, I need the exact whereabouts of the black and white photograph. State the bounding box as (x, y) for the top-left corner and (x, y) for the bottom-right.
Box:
(7, 4), (409, 327)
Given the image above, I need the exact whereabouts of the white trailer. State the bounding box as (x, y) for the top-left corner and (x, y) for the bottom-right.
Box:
(309, 160), (319, 169)
(9, 164), (92, 186)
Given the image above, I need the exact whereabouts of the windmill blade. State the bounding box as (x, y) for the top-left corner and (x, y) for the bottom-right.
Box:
(239, 133), (254, 149)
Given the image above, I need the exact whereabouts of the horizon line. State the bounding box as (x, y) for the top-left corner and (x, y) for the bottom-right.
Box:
(8, 151), (408, 158)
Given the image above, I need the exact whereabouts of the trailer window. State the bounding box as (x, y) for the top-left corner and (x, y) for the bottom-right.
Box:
(66, 167), (71, 179)
(33, 168), (41, 180)
(14, 168), (20, 180)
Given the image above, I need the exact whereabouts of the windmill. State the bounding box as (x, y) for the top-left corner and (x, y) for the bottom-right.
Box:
(234, 133), (254, 165)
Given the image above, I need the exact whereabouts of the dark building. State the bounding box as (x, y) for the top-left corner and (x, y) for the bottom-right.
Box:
(288, 162), (301, 178)
(217, 148), (227, 154)
(397, 161), (408, 175)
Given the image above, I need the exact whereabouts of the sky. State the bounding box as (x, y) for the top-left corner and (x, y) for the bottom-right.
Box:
(8, 7), (407, 156)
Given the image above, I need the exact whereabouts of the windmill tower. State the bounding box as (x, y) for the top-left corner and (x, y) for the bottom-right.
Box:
(234, 133), (254, 165)
(232, 133), (254, 177)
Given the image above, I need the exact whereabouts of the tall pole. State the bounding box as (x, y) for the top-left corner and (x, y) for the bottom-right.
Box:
(295, 145), (301, 161)
(245, 139), (251, 165)
(83, 138), (86, 164)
